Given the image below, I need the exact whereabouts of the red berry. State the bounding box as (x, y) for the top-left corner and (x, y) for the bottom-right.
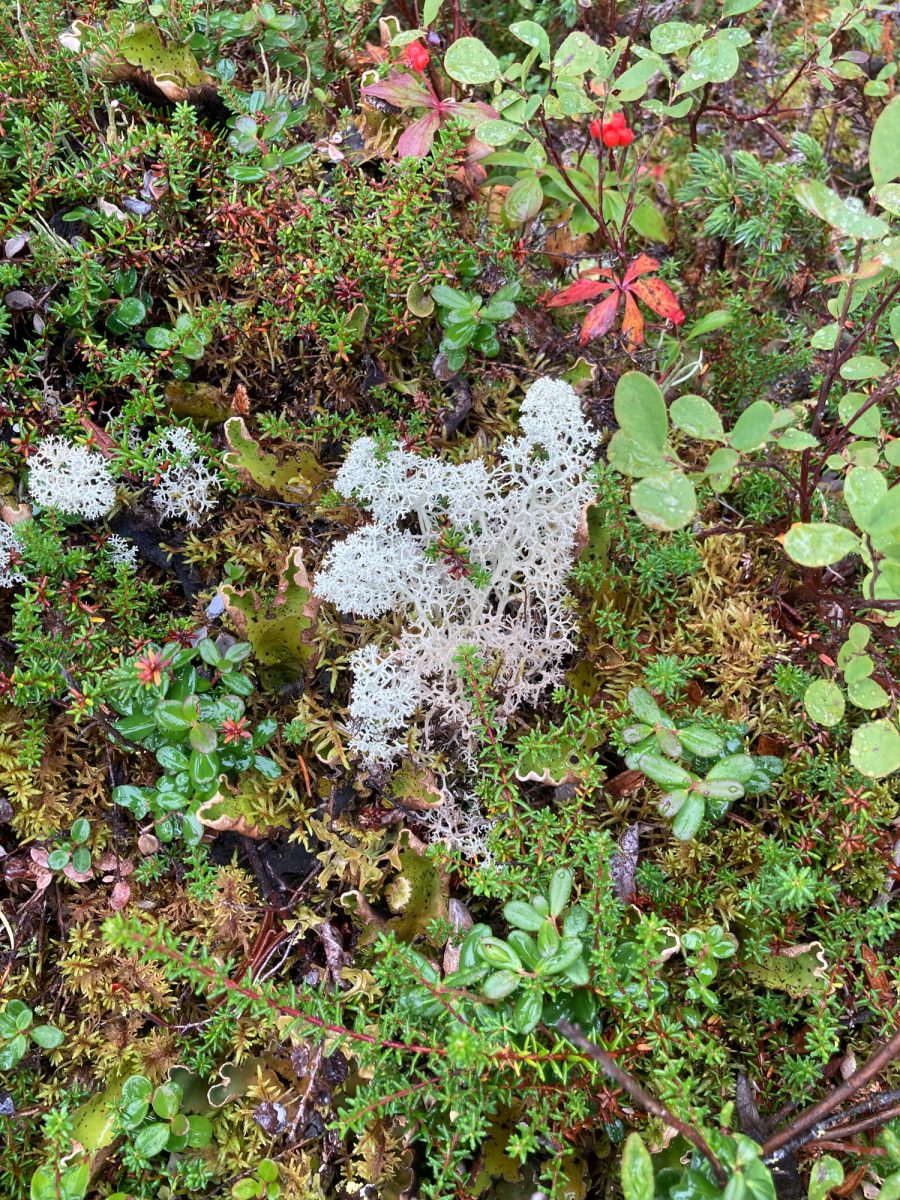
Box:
(609, 111), (626, 129)
(404, 41), (430, 71)
(602, 128), (619, 148)
(618, 128), (634, 146)
(589, 118), (604, 139)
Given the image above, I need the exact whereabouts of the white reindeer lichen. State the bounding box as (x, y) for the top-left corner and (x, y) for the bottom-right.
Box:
(0, 523), (25, 588)
(151, 428), (221, 527)
(27, 436), (116, 520)
(315, 377), (599, 763)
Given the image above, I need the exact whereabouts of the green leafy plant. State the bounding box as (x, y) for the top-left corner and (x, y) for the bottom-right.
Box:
(403, 868), (598, 1035)
(432, 280), (521, 373)
(0, 1001), (64, 1070)
(109, 638), (280, 845)
(622, 687), (783, 840)
(233, 1159), (281, 1199)
(117, 1075), (213, 1158)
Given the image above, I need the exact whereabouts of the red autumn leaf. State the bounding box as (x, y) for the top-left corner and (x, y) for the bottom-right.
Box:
(546, 255), (684, 344)
(362, 70), (497, 160)
(629, 276), (685, 323)
(362, 70), (433, 110)
(622, 254), (661, 285)
(579, 292), (620, 343)
(396, 110), (443, 157)
(621, 291), (644, 346)
(546, 278), (615, 307)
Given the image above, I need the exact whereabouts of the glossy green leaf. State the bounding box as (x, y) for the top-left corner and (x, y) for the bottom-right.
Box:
(548, 868), (573, 917)
(671, 793), (705, 839)
(482, 969), (520, 999)
(152, 1082), (182, 1120)
(621, 1134), (655, 1200)
(478, 937), (523, 971)
(134, 1122), (171, 1158)
(635, 754), (693, 788)
(513, 989), (543, 1034)
(628, 687), (663, 724)
(678, 726), (725, 757)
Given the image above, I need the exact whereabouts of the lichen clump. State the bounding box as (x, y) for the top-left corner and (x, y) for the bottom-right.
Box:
(315, 377), (599, 761)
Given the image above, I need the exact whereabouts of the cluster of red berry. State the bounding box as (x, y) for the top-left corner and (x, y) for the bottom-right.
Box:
(404, 40), (431, 72)
(589, 111), (634, 148)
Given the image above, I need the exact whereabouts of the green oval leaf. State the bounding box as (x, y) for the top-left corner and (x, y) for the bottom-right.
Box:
(503, 174), (543, 225)
(512, 990), (543, 1034)
(671, 792), (706, 839)
(804, 679), (845, 727)
(509, 20), (550, 64)
(621, 1133), (655, 1200)
(548, 868), (573, 917)
(443, 37), (499, 85)
(504, 900), (546, 932)
(782, 523), (861, 567)
(729, 400), (775, 451)
(850, 720), (900, 778)
(870, 95), (900, 188)
(482, 969), (521, 999)
(31, 1024), (64, 1050)
(614, 372), (668, 450)
(670, 393), (725, 441)
(134, 1122), (171, 1158)
(630, 472), (697, 531)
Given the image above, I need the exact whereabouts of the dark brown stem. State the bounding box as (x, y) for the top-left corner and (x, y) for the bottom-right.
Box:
(826, 1101), (900, 1142)
(558, 1021), (729, 1186)
(762, 1022), (900, 1160)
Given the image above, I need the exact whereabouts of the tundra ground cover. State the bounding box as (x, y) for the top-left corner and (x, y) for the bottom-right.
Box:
(0, 0), (899, 1198)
